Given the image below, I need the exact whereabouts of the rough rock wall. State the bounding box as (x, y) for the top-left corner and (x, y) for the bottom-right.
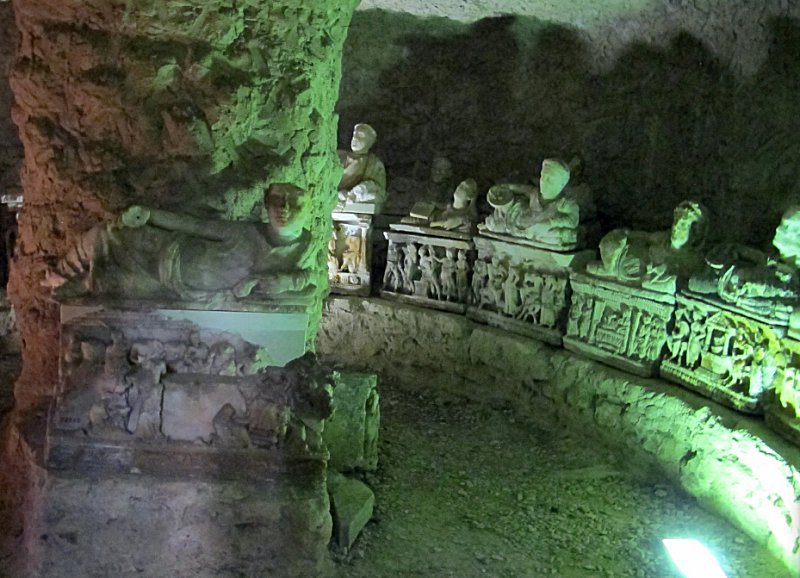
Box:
(0, 2), (22, 286)
(8, 0), (358, 408)
(339, 4), (800, 246)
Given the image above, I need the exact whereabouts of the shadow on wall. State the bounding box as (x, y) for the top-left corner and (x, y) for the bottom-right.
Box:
(338, 11), (800, 248)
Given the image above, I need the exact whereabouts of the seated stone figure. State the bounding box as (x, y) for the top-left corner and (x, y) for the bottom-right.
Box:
(46, 183), (316, 302)
(687, 207), (800, 318)
(337, 123), (386, 209)
(586, 201), (708, 292)
(403, 179), (479, 233)
(478, 158), (590, 250)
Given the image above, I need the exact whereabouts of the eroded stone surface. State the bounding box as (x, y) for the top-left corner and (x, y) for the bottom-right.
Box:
(8, 0), (359, 407)
(324, 371), (380, 473)
(328, 471), (375, 552)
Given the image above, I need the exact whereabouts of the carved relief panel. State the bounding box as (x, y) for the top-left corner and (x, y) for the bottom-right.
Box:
(381, 228), (474, 314)
(660, 294), (785, 414)
(329, 212), (373, 296)
(466, 236), (594, 345)
(563, 273), (675, 376)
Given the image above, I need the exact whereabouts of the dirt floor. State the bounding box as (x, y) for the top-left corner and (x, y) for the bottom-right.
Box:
(333, 382), (789, 578)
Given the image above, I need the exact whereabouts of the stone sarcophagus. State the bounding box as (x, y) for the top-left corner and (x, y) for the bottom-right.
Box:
(563, 201), (709, 376)
(467, 237), (593, 345)
(380, 178), (479, 313)
(54, 304), (313, 443)
(467, 159), (596, 344)
(661, 208), (800, 414)
(564, 273), (675, 376)
(660, 293), (785, 413)
(765, 331), (800, 446)
(380, 227), (474, 313)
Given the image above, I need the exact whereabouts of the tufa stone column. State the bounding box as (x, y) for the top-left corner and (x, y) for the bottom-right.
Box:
(8, 0), (358, 408)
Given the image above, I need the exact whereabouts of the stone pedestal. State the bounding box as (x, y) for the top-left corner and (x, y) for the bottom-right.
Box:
(24, 301), (338, 577)
(29, 447), (331, 578)
(381, 224), (474, 313)
(467, 236), (594, 345)
(660, 293), (786, 414)
(329, 211), (374, 296)
(564, 273), (675, 377)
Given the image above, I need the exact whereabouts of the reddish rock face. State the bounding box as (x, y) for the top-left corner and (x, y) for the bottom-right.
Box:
(8, 0), (358, 408)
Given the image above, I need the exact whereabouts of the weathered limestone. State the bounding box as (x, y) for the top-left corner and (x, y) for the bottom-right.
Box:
(329, 211), (374, 296)
(662, 209), (800, 414)
(381, 228), (474, 313)
(9, 0), (359, 405)
(380, 178), (478, 311)
(328, 471), (375, 553)
(324, 371), (380, 473)
(766, 336), (800, 446)
(466, 159), (596, 344)
(661, 293), (786, 414)
(564, 274), (675, 376)
(478, 159), (593, 252)
(318, 296), (800, 576)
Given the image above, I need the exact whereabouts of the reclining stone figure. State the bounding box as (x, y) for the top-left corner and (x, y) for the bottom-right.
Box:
(586, 200), (709, 292)
(45, 183), (316, 302)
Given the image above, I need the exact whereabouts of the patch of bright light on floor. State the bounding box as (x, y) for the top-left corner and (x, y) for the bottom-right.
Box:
(662, 539), (728, 578)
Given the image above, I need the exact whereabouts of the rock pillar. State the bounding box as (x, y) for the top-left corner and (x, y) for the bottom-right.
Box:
(8, 0), (358, 407)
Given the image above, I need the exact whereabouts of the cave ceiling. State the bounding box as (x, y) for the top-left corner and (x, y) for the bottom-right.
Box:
(357, 0), (665, 25)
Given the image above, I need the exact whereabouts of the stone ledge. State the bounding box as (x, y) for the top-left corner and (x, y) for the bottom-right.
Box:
(318, 296), (800, 576)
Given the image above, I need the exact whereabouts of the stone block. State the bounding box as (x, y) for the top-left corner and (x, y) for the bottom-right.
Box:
(324, 371), (379, 472)
(328, 471), (374, 552)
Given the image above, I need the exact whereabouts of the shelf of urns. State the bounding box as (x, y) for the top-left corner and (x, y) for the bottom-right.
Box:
(374, 205), (800, 448)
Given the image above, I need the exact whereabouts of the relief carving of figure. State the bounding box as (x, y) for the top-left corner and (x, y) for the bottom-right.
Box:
(687, 207), (800, 318)
(586, 200), (708, 292)
(45, 184), (315, 302)
(478, 159), (590, 250)
(418, 245), (441, 299)
(437, 248), (458, 301)
(341, 235), (361, 274)
(401, 242), (418, 294)
(503, 265), (521, 317)
(472, 259), (488, 306)
(337, 123), (387, 208)
(484, 257), (506, 310)
(518, 271), (544, 323)
(540, 276), (565, 328)
(384, 243), (401, 292)
(327, 236), (340, 279)
(777, 367), (800, 418)
(456, 250), (470, 302)
(666, 309), (691, 361)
